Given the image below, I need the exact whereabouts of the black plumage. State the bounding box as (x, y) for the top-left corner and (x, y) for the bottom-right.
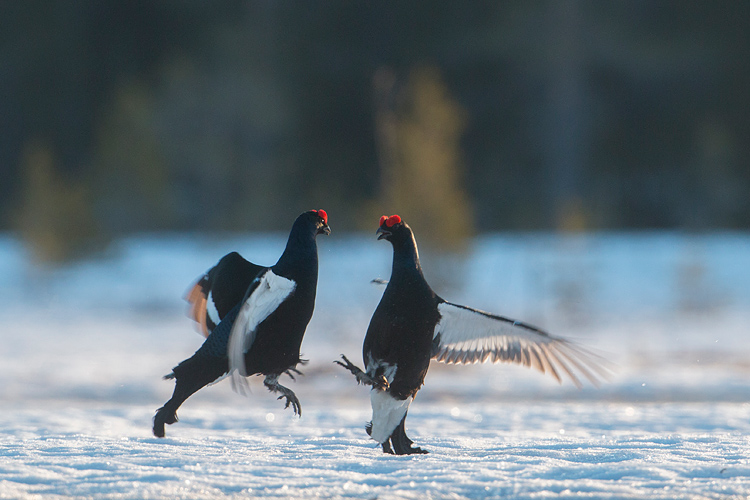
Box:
(185, 251), (266, 338)
(337, 215), (608, 455)
(154, 210), (330, 437)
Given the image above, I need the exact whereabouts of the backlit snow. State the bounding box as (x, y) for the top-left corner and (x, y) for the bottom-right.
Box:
(0, 232), (748, 499)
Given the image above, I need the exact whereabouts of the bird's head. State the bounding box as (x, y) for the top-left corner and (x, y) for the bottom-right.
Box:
(308, 209), (331, 236)
(376, 214), (405, 242)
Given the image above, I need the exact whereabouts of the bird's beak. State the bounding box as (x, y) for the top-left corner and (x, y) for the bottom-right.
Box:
(376, 226), (390, 240)
(320, 223), (331, 236)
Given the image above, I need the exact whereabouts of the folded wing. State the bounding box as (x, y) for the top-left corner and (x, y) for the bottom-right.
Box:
(185, 252), (266, 337)
(227, 270), (296, 392)
(431, 301), (608, 387)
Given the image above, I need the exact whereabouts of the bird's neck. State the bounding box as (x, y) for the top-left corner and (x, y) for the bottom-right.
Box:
(389, 233), (427, 287)
(273, 227), (318, 282)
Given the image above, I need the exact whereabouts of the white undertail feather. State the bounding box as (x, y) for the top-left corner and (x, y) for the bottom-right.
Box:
(432, 302), (609, 387)
(228, 270), (296, 393)
(369, 390), (413, 444)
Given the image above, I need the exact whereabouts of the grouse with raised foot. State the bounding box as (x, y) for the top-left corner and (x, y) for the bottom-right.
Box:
(153, 210), (330, 437)
(337, 215), (607, 455)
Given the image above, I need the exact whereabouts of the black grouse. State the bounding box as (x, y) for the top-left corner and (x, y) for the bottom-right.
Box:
(154, 209), (330, 437)
(337, 215), (607, 455)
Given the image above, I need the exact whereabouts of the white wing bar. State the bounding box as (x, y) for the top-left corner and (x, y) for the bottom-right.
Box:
(228, 270), (296, 392)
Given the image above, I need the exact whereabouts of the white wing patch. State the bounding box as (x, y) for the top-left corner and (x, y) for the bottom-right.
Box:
(206, 291), (221, 328)
(432, 302), (608, 388)
(369, 390), (413, 444)
(228, 270), (296, 393)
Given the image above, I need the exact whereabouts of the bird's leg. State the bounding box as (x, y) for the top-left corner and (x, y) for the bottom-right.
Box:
(389, 415), (428, 455)
(153, 355), (228, 438)
(334, 355), (389, 391)
(381, 440), (395, 454)
(263, 374), (302, 417)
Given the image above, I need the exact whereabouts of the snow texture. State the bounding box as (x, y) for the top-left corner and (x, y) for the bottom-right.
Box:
(0, 232), (748, 499)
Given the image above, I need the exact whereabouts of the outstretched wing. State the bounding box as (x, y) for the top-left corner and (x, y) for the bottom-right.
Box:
(185, 252), (266, 337)
(431, 301), (608, 387)
(227, 270), (296, 392)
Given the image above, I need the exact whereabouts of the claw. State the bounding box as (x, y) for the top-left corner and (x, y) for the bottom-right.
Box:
(336, 354), (390, 391)
(264, 374), (302, 417)
(335, 354), (366, 381)
(279, 392), (301, 415)
(276, 391), (301, 416)
(334, 354), (357, 372)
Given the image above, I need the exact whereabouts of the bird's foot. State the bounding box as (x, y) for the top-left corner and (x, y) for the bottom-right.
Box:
(385, 433), (428, 455)
(335, 355), (390, 391)
(264, 374), (302, 417)
(399, 444), (429, 455)
(153, 406), (178, 438)
(378, 436), (428, 455)
(334, 354), (365, 380)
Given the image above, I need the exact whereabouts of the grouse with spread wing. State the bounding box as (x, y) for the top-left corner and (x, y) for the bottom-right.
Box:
(337, 215), (607, 454)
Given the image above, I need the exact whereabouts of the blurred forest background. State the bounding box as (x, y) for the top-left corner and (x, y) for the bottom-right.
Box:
(2, 1), (749, 262)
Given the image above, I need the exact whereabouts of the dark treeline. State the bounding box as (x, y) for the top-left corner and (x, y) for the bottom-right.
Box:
(2, 1), (749, 261)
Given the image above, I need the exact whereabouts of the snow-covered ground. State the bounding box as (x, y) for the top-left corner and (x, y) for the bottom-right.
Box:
(0, 232), (748, 499)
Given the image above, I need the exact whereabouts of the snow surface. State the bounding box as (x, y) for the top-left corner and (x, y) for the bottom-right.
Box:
(0, 232), (748, 499)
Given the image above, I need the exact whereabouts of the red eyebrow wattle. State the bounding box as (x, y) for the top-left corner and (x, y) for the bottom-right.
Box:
(386, 215), (401, 227)
(313, 209), (328, 224)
